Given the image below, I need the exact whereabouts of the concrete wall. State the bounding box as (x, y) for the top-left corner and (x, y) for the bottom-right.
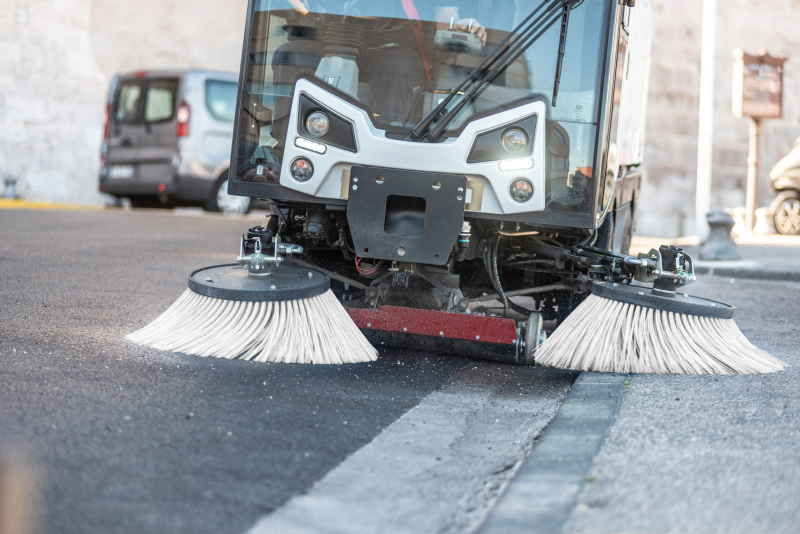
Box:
(638, 0), (800, 237)
(2, 0), (800, 236)
(0, 0), (246, 205)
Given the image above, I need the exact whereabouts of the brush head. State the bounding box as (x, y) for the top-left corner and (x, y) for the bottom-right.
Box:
(591, 281), (734, 319)
(188, 264), (330, 302)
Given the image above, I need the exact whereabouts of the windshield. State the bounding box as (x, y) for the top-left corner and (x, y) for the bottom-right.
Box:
(236, 0), (612, 213)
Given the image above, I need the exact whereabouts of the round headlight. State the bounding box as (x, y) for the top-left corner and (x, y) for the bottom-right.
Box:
(509, 178), (534, 203)
(306, 112), (330, 136)
(501, 128), (527, 154)
(290, 157), (314, 182)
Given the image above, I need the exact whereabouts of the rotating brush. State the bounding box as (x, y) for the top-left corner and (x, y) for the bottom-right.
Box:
(126, 225), (377, 365)
(535, 245), (786, 374)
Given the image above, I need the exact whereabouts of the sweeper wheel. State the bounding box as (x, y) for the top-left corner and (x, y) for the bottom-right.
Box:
(188, 263), (330, 301)
(523, 312), (545, 365)
(591, 282), (734, 319)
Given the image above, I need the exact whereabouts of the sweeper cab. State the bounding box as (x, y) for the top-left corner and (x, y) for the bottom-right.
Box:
(223, 0), (666, 364)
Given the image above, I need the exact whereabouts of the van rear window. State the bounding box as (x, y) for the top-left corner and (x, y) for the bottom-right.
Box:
(205, 80), (237, 122)
(144, 79), (179, 123)
(115, 83), (143, 123)
(114, 78), (178, 124)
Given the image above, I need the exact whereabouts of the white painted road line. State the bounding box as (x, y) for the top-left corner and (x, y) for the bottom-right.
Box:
(478, 372), (628, 534)
(246, 364), (575, 534)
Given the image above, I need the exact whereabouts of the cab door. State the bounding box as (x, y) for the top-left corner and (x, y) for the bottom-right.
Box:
(107, 79), (144, 180)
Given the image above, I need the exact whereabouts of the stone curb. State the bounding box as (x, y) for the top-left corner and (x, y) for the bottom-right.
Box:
(477, 371), (628, 534)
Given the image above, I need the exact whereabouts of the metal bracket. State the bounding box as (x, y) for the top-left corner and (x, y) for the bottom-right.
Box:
(634, 248), (696, 287)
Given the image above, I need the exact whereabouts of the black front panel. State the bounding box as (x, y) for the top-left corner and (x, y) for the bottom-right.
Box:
(346, 166), (466, 265)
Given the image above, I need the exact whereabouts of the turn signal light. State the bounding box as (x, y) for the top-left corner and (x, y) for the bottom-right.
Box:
(509, 178), (534, 203)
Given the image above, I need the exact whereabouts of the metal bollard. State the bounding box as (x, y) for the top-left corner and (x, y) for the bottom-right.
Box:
(699, 210), (741, 261)
(1, 177), (19, 200)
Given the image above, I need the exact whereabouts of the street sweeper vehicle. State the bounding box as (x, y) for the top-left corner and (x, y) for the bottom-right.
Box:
(127, 0), (785, 374)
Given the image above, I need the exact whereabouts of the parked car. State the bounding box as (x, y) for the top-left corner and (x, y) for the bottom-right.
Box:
(768, 136), (800, 235)
(99, 69), (251, 213)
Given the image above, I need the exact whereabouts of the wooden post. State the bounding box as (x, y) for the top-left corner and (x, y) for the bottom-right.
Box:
(744, 118), (760, 233)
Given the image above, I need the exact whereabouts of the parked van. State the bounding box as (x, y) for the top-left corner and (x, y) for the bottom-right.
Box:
(99, 69), (251, 213)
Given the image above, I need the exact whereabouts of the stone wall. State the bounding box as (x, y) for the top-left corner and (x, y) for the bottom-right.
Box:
(2, 0), (800, 236)
(0, 0), (246, 205)
(638, 0), (800, 237)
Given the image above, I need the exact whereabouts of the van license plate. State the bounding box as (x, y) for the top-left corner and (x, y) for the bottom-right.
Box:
(109, 165), (134, 179)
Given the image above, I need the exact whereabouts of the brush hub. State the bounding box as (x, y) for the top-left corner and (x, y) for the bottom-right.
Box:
(591, 281), (734, 319)
(188, 264), (330, 302)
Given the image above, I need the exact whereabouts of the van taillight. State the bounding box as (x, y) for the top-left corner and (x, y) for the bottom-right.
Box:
(177, 101), (190, 137)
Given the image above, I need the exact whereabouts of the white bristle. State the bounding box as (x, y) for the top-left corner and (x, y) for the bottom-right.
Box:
(535, 294), (786, 374)
(126, 289), (378, 364)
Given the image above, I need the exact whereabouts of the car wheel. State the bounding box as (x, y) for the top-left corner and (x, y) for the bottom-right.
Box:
(771, 191), (800, 235)
(205, 175), (251, 214)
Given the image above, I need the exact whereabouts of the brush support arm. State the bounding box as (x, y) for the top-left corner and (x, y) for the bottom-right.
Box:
(634, 245), (696, 293)
(568, 244), (696, 292)
(237, 226), (304, 275)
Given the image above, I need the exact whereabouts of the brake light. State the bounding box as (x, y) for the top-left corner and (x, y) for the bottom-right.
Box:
(177, 101), (190, 137)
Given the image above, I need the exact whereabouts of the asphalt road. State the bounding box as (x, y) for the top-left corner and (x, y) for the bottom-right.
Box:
(2, 208), (798, 534)
(0, 209), (575, 534)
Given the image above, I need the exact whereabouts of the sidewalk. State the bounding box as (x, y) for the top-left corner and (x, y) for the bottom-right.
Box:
(631, 235), (800, 282)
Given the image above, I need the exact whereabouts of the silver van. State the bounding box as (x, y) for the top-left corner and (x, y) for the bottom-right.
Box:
(99, 69), (251, 213)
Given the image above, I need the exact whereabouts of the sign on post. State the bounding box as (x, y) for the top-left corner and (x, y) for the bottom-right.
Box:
(731, 50), (787, 233)
(732, 50), (785, 119)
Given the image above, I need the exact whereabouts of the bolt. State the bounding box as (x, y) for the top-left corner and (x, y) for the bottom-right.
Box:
(308, 272), (313, 278)
(403, 327), (407, 332)
(270, 285), (276, 290)
(439, 331), (444, 336)
(204, 277), (213, 282)
(367, 323), (371, 327)
(476, 335), (480, 340)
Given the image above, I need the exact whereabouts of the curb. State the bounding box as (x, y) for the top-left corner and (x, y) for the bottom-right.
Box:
(0, 199), (103, 211)
(478, 371), (627, 534)
(694, 266), (800, 282)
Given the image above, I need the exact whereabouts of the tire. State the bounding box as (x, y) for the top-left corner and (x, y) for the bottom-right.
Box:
(770, 190), (800, 235)
(205, 174), (251, 214)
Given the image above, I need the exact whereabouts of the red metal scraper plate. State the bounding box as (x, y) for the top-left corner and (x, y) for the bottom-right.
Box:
(345, 306), (518, 345)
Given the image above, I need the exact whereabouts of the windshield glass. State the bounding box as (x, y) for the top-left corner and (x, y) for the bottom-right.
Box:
(236, 0), (612, 212)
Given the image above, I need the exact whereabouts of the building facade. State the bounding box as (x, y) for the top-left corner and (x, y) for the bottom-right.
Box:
(2, 0), (800, 237)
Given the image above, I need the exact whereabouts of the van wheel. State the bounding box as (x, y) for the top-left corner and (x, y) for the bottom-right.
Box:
(771, 191), (800, 235)
(205, 175), (251, 214)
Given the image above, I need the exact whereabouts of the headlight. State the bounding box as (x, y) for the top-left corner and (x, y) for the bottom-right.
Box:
(501, 128), (528, 154)
(290, 157), (314, 182)
(306, 112), (330, 136)
(509, 178), (534, 203)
